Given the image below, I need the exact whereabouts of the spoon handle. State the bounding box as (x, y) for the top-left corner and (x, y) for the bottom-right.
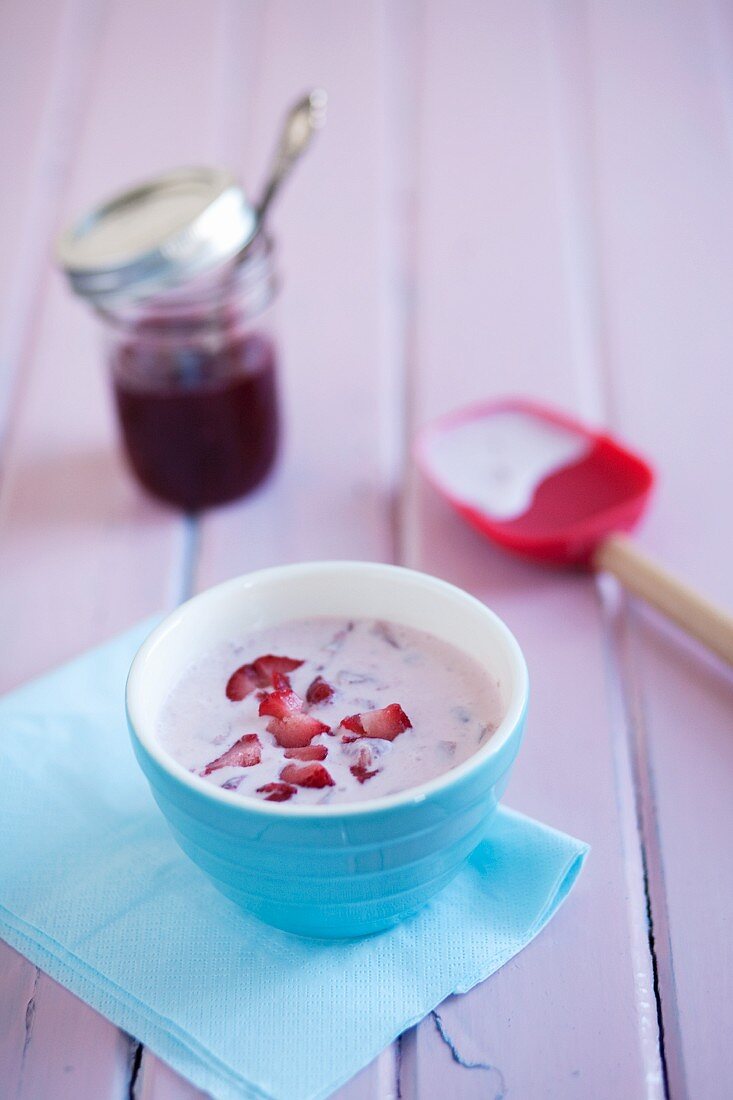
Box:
(256, 89), (327, 225)
(594, 533), (733, 666)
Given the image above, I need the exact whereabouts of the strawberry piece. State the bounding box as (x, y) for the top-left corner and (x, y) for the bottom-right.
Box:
(267, 713), (331, 748)
(284, 744), (328, 761)
(350, 763), (379, 784)
(340, 713), (365, 735)
(306, 675), (335, 705)
(280, 762), (335, 789)
(348, 743), (380, 784)
(227, 655), (303, 700)
(225, 664), (260, 701)
(202, 733), (261, 775)
(339, 703), (412, 741)
(258, 684), (303, 719)
(257, 781), (297, 802)
(363, 703), (412, 739)
(252, 654), (304, 684)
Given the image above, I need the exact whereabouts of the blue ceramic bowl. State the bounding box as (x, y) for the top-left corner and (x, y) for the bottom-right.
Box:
(126, 562), (528, 937)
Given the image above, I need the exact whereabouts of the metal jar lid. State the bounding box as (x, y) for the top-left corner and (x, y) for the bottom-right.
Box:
(56, 166), (257, 305)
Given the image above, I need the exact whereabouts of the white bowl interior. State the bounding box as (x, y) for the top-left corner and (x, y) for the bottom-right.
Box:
(127, 562), (528, 811)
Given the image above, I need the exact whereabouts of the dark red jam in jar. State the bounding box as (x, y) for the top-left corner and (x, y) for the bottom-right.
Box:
(113, 331), (277, 511)
(105, 242), (279, 510)
(57, 167), (280, 511)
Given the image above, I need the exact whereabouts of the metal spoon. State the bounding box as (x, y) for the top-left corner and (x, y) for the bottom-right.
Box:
(255, 88), (328, 226)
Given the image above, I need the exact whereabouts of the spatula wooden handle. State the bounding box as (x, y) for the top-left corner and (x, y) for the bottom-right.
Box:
(594, 533), (733, 666)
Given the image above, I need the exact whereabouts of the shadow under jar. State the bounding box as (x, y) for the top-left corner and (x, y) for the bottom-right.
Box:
(57, 167), (281, 512)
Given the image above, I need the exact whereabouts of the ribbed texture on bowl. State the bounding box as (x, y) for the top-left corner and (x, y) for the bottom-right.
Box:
(130, 722), (524, 937)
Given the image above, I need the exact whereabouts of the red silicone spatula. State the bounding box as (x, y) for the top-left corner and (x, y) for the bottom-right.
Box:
(416, 398), (733, 666)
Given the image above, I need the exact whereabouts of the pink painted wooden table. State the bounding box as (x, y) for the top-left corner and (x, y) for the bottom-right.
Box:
(1, 1), (732, 1097)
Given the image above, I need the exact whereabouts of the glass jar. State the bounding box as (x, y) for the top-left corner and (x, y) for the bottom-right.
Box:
(57, 167), (280, 512)
(100, 237), (279, 511)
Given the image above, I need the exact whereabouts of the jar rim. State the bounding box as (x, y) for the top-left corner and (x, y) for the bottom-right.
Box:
(57, 166), (258, 306)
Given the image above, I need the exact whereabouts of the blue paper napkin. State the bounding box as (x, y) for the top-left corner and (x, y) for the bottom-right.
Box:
(0, 621), (588, 1100)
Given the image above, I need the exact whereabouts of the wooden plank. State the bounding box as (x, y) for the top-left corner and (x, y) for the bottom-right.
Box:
(133, 1053), (209, 1100)
(398, 2), (663, 1096)
(195, 2), (401, 1095)
(0, 0), (96, 428)
(587, 1), (733, 1096)
(133, 0), (269, 1094)
(0, 944), (134, 1100)
(0, 2), (117, 1095)
(0, 1), (235, 1097)
(0, 943), (39, 1093)
(196, 0), (398, 583)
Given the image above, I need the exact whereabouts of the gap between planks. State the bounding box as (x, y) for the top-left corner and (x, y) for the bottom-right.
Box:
(546, 4), (672, 1095)
(376, 0), (422, 571)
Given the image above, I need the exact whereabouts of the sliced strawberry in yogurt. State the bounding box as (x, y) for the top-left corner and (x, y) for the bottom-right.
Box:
(349, 763), (378, 784)
(305, 675), (335, 705)
(280, 762), (335, 789)
(202, 733), (262, 775)
(253, 654), (304, 683)
(267, 713), (331, 748)
(225, 663), (261, 701)
(257, 781), (297, 802)
(340, 703), (412, 741)
(258, 684), (303, 719)
(284, 744), (329, 761)
(227, 655), (303, 700)
(349, 744), (380, 784)
(340, 715), (362, 734)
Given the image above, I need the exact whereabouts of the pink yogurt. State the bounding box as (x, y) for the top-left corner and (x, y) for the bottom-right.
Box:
(156, 617), (504, 805)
